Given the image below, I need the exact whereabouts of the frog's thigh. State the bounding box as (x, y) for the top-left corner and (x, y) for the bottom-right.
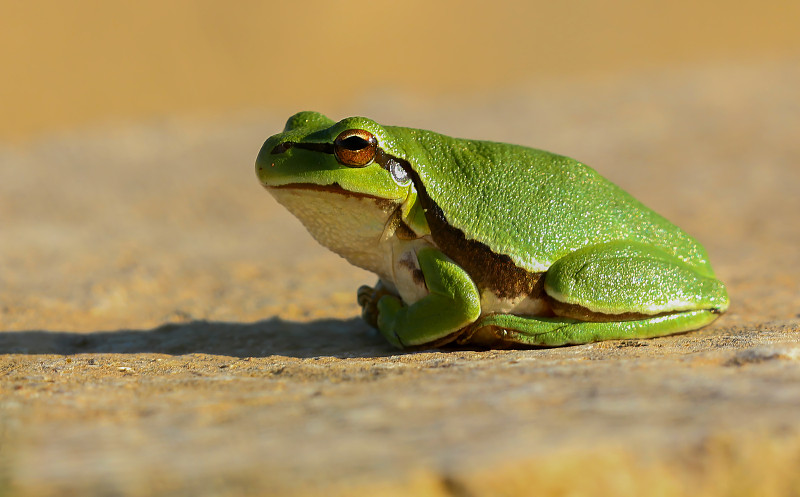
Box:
(544, 240), (727, 315)
(470, 241), (727, 346)
(377, 247), (481, 348)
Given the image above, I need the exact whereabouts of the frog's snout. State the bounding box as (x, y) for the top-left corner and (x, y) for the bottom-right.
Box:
(255, 139), (278, 184)
(256, 136), (282, 169)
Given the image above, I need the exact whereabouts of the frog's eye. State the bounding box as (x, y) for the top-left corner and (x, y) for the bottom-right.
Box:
(334, 129), (377, 167)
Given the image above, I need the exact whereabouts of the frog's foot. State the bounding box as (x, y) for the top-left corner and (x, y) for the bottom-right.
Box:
(357, 281), (398, 328)
(465, 241), (729, 347)
(375, 247), (481, 349)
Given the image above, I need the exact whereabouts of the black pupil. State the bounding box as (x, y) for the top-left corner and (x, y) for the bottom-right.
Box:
(339, 135), (369, 151)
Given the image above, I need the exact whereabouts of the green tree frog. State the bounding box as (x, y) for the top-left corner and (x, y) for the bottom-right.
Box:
(256, 111), (728, 349)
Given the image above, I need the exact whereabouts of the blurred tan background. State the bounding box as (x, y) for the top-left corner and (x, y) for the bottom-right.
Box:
(2, 0), (798, 142)
(3, 2), (800, 496)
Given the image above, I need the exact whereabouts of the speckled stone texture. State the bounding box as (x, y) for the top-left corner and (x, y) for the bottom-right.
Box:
(1, 60), (799, 496)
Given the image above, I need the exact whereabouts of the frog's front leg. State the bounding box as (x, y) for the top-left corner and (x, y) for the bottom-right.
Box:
(469, 241), (729, 347)
(376, 247), (481, 348)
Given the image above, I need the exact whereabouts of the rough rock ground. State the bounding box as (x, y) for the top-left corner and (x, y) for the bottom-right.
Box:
(1, 60), (799, 496)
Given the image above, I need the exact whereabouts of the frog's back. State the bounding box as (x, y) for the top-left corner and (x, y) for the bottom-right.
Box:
(387, 126), (714, 276)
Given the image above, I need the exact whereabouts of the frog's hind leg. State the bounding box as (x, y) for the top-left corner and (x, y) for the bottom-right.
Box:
(466, 241), (729, 347)
(467, 309), (721, 347)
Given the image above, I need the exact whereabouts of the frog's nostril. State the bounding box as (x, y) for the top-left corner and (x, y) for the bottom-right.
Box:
(271, 142), (293, 155)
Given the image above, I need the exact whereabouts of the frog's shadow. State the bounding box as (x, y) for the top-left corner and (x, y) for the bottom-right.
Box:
(0, 318), (399, 359)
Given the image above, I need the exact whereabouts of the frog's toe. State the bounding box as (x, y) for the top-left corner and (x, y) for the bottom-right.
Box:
(357, 285), (379, 327)
(357, 281), (404, 329)
(357, 284), (375, 308)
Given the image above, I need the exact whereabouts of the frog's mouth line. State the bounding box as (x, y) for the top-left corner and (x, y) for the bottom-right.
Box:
(271, 183), (399, 207)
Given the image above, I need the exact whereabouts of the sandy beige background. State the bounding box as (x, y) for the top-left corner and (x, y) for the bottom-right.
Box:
(1, 2), (800, 496)
(2, 0), (800, 140)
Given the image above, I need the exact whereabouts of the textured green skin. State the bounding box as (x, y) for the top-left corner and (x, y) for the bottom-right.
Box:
(380, 126), (715, 275)
(256, 111), (729, 348)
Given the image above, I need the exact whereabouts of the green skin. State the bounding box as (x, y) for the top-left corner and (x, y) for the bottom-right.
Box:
(256, 111), (729, 349)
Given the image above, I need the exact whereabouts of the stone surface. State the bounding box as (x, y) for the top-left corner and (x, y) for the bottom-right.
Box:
(1, 60), (800, 496)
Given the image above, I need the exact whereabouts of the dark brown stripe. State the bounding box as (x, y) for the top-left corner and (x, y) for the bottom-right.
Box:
(425, 202), (546, 300)
(274, 141), (404, 177)
(272, 183), (398, 210)
(394, 219), (418, 240)
(271, 141), (334, 155)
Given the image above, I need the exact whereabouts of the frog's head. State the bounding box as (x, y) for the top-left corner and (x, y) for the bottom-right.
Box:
(256, 111), (413, 199)
(256, 111), (423, 274)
